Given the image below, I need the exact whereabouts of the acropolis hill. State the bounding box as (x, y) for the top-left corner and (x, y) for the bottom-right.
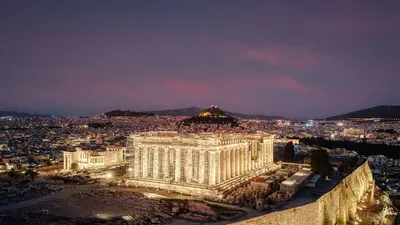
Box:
(124, 131), (397, 224)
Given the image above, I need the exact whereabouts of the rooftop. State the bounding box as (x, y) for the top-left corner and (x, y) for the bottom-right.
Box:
(281, 168), (313, 186)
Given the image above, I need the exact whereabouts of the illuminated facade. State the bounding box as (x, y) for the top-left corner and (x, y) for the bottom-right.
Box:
(125, 131), (279, 197)
(63, 146), (125, 170)
(343, 128), (365, 137)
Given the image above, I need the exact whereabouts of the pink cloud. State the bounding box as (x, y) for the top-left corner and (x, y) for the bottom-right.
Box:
(235, 45), (322, 69)
(159, 75), (341, 99)
(265, 76), (310, 92)
(22, 74), (340, 111)
(258, 76), (341, 97)
(162, 80), (211, 99)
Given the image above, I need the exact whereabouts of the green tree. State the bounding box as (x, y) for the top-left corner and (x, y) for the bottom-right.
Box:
(283, 141), (295, 161)
(25, 169), (39, 181)
(45, 158), (53, 166)
(311, 149), (333, 178)
(7, 168), (22, 180)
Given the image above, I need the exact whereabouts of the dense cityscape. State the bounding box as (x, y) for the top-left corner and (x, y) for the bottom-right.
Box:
(2, 1), (400, 225)
(0, 106), (399, 224)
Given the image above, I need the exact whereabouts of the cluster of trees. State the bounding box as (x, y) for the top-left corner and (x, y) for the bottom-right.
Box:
(283, 141), (295, 161)
(7, 169), (39, 181)
(374, 129), (397, 134)
(310, 149), (333, 178)
(301, 137), (400, 159)
(104, 110), (154, 117)
(87, 122), (113, 128)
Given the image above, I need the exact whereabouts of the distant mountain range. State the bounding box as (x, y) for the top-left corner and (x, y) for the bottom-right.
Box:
(0, 108), (282, 120)
(145, 107), (284, 120)
(104, 109), (154, 117)
(326, 105), (400, 120)
(0, 111), (51, 118)
(7, 105), (398, 120)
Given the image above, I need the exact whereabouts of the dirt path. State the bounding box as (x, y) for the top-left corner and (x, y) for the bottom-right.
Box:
(100, 186), (262, 225)
(0, 184), (98, 212)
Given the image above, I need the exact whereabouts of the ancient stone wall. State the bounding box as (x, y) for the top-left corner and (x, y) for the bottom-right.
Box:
(232, 161), (374, 225)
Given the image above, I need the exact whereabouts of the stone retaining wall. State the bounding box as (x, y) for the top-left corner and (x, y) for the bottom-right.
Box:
(232, 161), (374, 225)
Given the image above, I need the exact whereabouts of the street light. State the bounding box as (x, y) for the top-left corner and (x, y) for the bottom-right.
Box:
(106, 173), (112, 179)
(128, 168), (133, 172)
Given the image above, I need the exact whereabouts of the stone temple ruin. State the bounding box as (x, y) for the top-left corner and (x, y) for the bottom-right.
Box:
(125, 131), (280, 198)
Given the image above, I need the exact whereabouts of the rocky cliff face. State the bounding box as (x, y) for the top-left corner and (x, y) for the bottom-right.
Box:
(360, 189), (398, 224)
(232, 161), (398, 225)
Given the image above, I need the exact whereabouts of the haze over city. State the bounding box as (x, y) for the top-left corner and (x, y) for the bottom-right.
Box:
(1, 1), (400, 118)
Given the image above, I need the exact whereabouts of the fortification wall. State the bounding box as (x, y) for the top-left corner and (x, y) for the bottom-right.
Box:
(232, 161), (374, 225)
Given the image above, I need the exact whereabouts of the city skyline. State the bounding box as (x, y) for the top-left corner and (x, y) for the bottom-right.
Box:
(1, 1), (400, 118)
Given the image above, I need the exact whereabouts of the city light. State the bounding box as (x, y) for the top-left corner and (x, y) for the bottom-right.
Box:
(1, 2), (399, 225)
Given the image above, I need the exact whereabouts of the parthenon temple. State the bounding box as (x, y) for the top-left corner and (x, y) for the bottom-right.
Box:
(125, 131), (280, 197)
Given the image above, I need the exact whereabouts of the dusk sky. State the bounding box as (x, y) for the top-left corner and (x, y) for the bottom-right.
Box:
(1, 1), (400, 119)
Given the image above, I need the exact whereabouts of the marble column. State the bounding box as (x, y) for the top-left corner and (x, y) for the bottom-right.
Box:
(248, 146), (252, 171)
(236, 149), (240, 175)
(153, 148), (159, 179)
(221, 151), (226, 181)
(193, 150), (198, 181)
(199, 151), (205, 184)
(209, 152), (216, 185)
(163, 148), (169, 178)
(262, 142), (266, 165)
(243, 147), (247, 173)
(231, 148), (236, 178)
(133, 149), (140, 178)
(233, 148), (237, 176)
(226, 150), (231, 179)
(185, 149), (193, 183)
(236, 148), (240, 176)
(261, 143), (265, 166)
(252, 142), (256, 169)
(63, 154), (67, 170)
(142, 148), (148, 178)
(269, 141), (274, 163)
(135, 149), (140, 177)
(240, 147), (244, 174)
(216, 152), (221, 184)
(257, 143), (262, 168)
(175, 149), (181, 182)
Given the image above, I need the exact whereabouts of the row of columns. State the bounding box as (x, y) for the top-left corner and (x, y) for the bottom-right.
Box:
(131, 139), (274, 186)
(212, 140), (274, 184)
(132, 147), (207, 184)
(213, 145), (248, 185)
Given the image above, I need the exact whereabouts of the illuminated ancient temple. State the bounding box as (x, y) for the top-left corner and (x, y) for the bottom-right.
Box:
(125, 131), (279, 197)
